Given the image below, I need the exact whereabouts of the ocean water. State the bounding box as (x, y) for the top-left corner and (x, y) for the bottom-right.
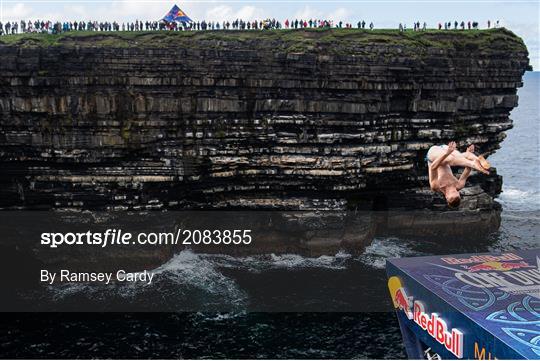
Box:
(487, 71), (540, 252)
(1, 72), (539, 359)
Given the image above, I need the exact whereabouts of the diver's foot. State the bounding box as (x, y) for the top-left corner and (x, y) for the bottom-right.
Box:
(474, 158), (490, 175)
(478, 155), (491, 170)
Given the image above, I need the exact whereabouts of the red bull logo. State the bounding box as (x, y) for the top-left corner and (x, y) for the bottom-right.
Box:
(465, 261), (531, 272)
(394, 287), (413, 319)
(388, 275), (464, 358)
(388, 276), (413, 319)
(442, 253), (522, 265)
(413, 300), (464, 358)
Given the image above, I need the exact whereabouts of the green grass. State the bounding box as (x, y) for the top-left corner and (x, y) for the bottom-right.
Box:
(0, 28), (527, 54)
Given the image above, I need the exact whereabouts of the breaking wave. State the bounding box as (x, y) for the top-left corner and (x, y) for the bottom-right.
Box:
(205, 250), (353, 272)
(498, 187), (540, 212)
(46, 241), (416, 307)
(500, 187), (538, 202)
(43, 249), (358, 311)
(359, 237), (423, 269)
(48, 250), (248, 311)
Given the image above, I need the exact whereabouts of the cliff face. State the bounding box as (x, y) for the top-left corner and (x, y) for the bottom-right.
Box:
(0, 29), (530, 215)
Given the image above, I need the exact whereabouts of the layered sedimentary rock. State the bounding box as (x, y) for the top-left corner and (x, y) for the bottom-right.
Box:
(0, 29), (530, 255)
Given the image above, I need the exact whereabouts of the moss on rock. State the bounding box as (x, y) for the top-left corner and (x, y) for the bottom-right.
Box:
(0, 28), (528, 55)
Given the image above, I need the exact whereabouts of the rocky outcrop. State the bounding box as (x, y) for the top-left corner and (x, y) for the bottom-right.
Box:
(0, 29), (530, 255)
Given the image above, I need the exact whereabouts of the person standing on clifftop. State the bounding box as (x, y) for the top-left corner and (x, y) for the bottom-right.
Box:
(427, 142), (491, 208)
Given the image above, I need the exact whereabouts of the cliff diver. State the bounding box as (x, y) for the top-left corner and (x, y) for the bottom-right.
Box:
(427, 141), (491, 208)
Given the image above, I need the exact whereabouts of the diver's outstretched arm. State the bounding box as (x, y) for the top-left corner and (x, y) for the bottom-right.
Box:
(457, 167), (472, 190)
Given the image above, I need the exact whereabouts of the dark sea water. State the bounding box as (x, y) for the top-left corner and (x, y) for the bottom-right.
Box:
(1, 72), (539, 359)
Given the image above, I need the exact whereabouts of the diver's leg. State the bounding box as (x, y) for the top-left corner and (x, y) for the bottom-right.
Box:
(445, 151), (489, 174)
(463, 144), (491, 169)
(463, 144), (478, 161)
(445, 153), (476, 168)
(445, 146), (476, 161)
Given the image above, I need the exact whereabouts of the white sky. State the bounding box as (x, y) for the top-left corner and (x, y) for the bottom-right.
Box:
(0, 0), (538, 69)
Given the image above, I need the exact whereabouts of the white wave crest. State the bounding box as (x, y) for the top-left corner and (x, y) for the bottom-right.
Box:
(151, 250), (245, 300)
(48, 249), (248, 309)
(205, 250), (352, 272)
(501, 187), (534, 201)
(359, 237), (422, 269)
(498, 187), (540, 211)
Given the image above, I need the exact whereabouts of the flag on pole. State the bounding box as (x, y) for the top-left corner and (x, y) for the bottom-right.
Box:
(162, 4), (192, 23)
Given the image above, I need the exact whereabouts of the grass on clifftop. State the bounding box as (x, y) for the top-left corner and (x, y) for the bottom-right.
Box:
(0, 27), (527, 54)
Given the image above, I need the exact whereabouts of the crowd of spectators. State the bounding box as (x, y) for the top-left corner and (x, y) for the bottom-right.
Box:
(400, 20), (500, 32)
(0, 18), (499, 35)
(437, 20), (499, 30)
(0, 18), (336, 34)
